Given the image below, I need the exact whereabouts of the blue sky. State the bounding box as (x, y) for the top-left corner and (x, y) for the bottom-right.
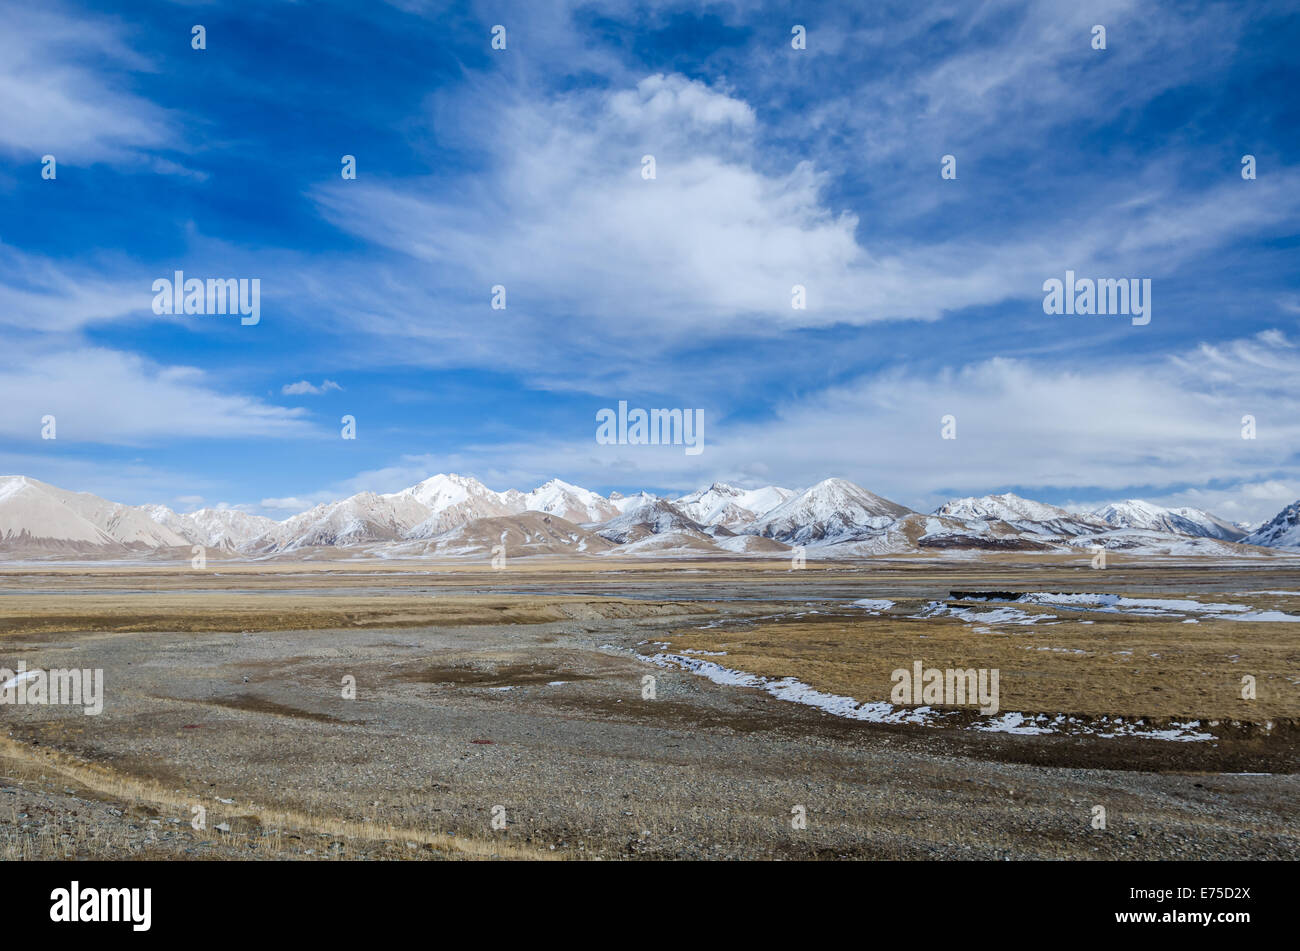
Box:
(2, 0), (1298, 524)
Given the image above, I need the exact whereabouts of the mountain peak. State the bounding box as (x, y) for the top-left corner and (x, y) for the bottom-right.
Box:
(748, 477), (912, 544)
(1090, 499), (1247, 542)
(0, 473), (1273, 558)
(809, 476), (857, 491)
(673, 481), (794, 529)
(1244, 499), (1300, 549)
(936, 493), (1073, 524)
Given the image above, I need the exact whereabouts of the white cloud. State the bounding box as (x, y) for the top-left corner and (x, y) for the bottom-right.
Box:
(608, 73), (755, 130)
(0, 346), (315, 443)
(0, 237), (320, 448)
(0, 4), (177, 166)
(282, 379), (342, 396)
(0, 244), (150, 333)
(0, 451), (208, 509)
(1129, 481), (1299, 529)
(311, 74), (872, 335)
(695, 332), (1300, 520)
(275, 330), (1300, 526)
(308, 71), (1300, 373)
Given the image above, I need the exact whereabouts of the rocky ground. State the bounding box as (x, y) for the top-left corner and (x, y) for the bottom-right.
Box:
(1, 559), (1296, 860)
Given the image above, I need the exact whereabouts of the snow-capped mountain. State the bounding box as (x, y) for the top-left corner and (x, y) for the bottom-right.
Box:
(249, 491), (432, 552)
(674, 482), (794, 528)
(591, 495), (708, 545)
(523, 479), (619, 524)
(286, 474), (621, 544)
(0, 473), (1288, 560)
(1, 476), (124, 549)
(1244, 500), (1300, 549)
(607, 491), (657, 514)
(822, 512), (1054, 556)
(390, 511), (616, 558)
(1091, 499), (1187, 533)
(1166, 507), (1249, 542)
(393, 474), (524, 538)
(935, 493), (1106, 537)
(938, 492), (1071, 523)
(1090, 499), (1247, 541)
(746, 478), (914, 544)
(0, 476), (189, 551)
(144, 504), (278, 550)
(140, 504), (196, 542)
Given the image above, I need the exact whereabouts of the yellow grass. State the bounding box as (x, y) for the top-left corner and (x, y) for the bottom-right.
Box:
(662, 600), (1300, 721)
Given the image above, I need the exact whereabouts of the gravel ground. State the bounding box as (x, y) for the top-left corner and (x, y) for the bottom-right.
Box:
(2, 594), (1296, 860)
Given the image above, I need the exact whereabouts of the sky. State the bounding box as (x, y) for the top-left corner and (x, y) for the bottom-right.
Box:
(1, 0), (1298, 525)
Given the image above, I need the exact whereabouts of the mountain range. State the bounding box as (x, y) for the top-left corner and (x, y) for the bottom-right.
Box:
(1, 473), (1296, 559)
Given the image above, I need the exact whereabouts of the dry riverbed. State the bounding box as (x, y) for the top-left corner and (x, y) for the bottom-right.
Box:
(1, 558), (1296, 860)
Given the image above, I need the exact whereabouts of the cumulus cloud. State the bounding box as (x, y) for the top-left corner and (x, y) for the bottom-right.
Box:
(309, 70), (1300, 370)
(282, 379), (343, 396)
(310, 74), (869, 336)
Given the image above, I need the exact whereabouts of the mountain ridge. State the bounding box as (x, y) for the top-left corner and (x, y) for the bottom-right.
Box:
(1, 473), (1294, 558)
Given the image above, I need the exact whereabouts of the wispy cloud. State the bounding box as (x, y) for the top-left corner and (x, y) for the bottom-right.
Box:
(281, 331), (1300, 524)
(0, 1), (179, 167)
(0, 346), (315, 444)
(2, 0), (1295, 520)
(306, 67), (1299, 386)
